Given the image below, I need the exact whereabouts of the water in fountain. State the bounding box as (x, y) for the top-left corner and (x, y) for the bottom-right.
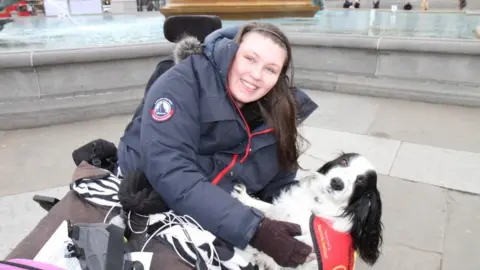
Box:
(0, 9), (478, 52)
(43, 0), (81, 26)
(0, 0), (83, 49)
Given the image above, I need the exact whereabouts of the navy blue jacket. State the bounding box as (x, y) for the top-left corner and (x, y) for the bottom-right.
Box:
(118, 26), (318, 249)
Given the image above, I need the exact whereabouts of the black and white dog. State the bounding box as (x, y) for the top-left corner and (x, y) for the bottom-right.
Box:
(231, 152), (383, 270)
(111, 152), (382, 270)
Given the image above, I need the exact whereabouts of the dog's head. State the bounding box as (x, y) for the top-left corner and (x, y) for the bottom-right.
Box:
(314, 152), (383, 266)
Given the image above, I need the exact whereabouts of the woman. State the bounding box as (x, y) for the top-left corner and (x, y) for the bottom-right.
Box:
(118, 22), (318, 268)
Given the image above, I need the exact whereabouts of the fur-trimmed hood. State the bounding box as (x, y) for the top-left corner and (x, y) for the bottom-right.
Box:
(172, 36), (204, 64)
(173, 26), (240, 64)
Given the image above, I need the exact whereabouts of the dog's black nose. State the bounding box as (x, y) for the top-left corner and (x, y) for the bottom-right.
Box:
(330, 177), (344, 191)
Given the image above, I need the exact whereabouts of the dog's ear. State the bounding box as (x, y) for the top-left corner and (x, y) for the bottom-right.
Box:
(345, 189), (383, 265)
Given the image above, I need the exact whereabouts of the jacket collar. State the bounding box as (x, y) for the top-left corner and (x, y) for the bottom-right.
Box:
(203, 26), (240, 88)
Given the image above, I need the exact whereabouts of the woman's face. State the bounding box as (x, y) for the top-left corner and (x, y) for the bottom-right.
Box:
(227, 32), (287, 107)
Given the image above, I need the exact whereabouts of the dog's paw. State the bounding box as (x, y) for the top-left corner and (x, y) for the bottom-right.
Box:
(306, 253), (317, 263)
(231, 183), (247, 199)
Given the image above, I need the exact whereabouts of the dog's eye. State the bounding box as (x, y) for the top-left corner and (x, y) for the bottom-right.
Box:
(340, 159), (348, 167)
(356, 175), (365, 185)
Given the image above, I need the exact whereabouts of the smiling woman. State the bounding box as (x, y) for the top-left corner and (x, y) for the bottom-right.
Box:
(116, 21), (319, 269)
(227, 23), (298, 171)
(228, 31), (287, 106)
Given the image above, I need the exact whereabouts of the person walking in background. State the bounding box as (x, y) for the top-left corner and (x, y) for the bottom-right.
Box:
(343, 0), (353, 9)
(311, 0), (326, 10)
(354, 0), (360, 8)
(403, 1), (413, 10)
(421, 0), (429, 10)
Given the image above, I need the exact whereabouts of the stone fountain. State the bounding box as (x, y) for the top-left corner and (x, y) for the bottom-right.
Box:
(159, 0), (320, 19)
(2, 10), (480, 130)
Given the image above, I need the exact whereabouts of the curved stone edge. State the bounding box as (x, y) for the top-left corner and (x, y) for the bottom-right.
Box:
(295, 70), (480, 108)
(1, 34), (479, 69)
(0, 42), (174, 69)
(287, 33), (480, 55)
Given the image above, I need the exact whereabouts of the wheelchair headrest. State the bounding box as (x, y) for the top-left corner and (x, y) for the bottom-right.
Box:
(163, 15), (222, 43)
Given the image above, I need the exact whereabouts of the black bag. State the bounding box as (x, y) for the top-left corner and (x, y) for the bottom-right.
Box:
(72, 139), (118, 172)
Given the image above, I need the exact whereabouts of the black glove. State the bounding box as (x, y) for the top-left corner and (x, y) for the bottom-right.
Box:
(249, 217), (312, 267)
(118, 170), (169, 215)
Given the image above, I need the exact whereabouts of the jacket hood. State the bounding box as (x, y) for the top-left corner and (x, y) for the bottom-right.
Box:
(173, 26), (239, 94)
(172, 35), (204, 64)
(173, 26), (240, 64)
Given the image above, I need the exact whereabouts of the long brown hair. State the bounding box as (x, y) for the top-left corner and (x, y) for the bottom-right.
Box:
(234, 22), (306, 172)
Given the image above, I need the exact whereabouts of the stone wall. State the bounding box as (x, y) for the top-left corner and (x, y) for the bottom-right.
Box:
(1, 34), (479, 130)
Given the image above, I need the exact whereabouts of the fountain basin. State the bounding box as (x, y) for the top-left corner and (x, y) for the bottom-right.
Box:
(1, 32), (480, 130)
(1, 11), (480, 130)
(1, 10), (480, 52)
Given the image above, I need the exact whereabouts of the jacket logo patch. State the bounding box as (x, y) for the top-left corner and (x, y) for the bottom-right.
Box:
(151, 98), (174, 122)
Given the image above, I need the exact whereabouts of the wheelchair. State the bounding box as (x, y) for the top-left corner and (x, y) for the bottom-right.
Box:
(32, 14), (222, 213)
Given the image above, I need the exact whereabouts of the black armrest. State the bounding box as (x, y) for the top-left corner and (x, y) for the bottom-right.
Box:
(33, 195), (60, 212)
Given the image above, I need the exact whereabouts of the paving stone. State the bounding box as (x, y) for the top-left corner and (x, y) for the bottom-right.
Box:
(355, 244), (442, 270)
(378, 175), (446, 253)
(441, 191), (480, 270)
(299, 126), (400, 175)
(302, 89), (480, 154)
(301, 90), (378, 134)
(390, 142), (480, 194)
(0, 186), (69, 259)
(366, 98), (480, 153)
(0, 115), (129, 196)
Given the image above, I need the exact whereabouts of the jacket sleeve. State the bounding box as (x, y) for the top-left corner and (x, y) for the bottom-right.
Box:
(255, 171), (299, 203)
(140, 58), (263, 249)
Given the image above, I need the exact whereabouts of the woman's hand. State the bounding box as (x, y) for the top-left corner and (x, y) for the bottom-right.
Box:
(249, 217), (313, 267)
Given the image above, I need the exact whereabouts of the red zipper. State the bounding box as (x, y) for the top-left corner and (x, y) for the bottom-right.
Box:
(212, 88), (274, 185)
(212, 154), (238, 185)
